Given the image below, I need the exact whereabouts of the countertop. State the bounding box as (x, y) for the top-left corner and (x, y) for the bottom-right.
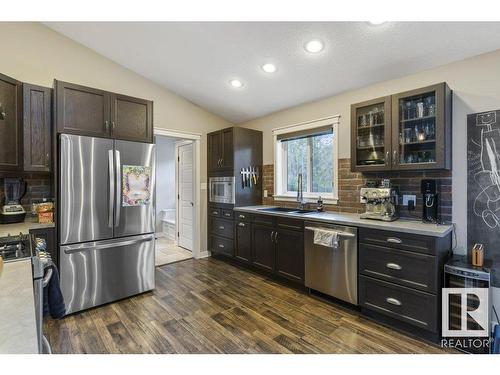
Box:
(234, 205), (453, 237)
(0, 259), (39, 354)
(0, 217), (54, 237)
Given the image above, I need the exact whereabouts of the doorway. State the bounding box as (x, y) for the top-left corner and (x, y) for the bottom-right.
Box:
(155, 134), (195, 266)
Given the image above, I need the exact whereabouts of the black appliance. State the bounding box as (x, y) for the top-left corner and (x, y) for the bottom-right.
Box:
(0, 178), (27, 224)
(444, 256), (492, 354)
(421, 179), (439, 223)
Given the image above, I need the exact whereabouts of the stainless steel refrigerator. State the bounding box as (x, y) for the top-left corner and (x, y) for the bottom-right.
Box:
(59, 134), (156, 314)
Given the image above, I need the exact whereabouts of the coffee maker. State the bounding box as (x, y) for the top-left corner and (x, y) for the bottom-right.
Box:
(0, 178), (27, 224)
(360, 183), (399, 222)
(421, 179), (439, 223)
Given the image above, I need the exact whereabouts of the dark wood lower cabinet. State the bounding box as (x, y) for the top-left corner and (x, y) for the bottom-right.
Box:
(251, 224), (275, 272)
(30, 227), (56, 266)
(275, 228), (304, 283)
(235, 221), (251, 263)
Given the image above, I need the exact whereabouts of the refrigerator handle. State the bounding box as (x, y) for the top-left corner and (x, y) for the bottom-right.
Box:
(115, 149), (121, 227)
(108, 150), (115, 228)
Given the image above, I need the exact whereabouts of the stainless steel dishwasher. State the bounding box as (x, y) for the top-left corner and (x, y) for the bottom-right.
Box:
(304, 221), (358, 305)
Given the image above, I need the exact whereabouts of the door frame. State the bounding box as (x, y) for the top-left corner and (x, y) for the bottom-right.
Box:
(175, 139), (195, 252)
(154, 128), (204, 259)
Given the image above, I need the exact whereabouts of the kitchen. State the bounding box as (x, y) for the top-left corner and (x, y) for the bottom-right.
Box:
(1, 12), (500, 371)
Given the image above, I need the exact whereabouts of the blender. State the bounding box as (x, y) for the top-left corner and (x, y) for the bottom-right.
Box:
(0, 178), (27, 224)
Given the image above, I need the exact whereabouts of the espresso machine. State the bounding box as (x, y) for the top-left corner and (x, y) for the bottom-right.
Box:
(360, 183), (399, 222)
(421, 179), (439, 223)
(0, 178), (27, 224)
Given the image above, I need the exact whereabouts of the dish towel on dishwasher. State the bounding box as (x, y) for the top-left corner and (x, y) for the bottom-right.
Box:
(313, 228), (340, 248)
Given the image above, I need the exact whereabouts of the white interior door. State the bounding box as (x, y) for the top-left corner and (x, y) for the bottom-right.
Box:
(177, 141), (194, 251)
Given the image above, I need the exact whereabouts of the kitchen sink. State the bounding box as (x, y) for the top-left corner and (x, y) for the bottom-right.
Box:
(258, 207), (298, 213)
(292, 209), (316, 215)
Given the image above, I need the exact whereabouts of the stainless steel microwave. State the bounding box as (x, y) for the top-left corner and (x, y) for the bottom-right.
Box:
(209, 177), (235, 204)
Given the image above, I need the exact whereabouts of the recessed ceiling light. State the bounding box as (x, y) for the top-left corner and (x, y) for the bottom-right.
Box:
(368, 21), (386, 25)
(261, 63), (277, 73)
(304, 39), (324, 53)
(229, 79), (244, 88)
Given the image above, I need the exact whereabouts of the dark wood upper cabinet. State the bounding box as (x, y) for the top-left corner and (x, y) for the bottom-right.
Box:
(351, 83), (451, 172)
(0, 73), (23, 171)
(23, 83), (52, 172)
(351, 96), (392, 172)
(110, 93), (153, 143)
(391, 83), (452, 170)
(207, 127), (235, 172)
(208, 131), (223, 172)
(55, 80), (153, 143)
(221, 128), (234, 169)
(56, 80), (110, 138)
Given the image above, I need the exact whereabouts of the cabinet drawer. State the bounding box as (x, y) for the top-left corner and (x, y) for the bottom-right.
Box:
(277, 217), (303, 231)
(221, 209), (234, 219)
(359, 276), (438, 332)
(359, 228), (436, 255)
(235, 211), (251, 221)
(210, 235), (234, 257)
(209, 208), (221, 217)
(253, 214), (274, 226)
(211, 217), (234, 239)
(359, 244), (437, 293)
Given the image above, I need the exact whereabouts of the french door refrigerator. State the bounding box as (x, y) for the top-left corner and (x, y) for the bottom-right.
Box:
(59, 134), (156, 314)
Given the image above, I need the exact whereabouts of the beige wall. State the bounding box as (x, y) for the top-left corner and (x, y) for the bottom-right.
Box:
(240, 48), (500, 254)
(0, 22), (232, 253)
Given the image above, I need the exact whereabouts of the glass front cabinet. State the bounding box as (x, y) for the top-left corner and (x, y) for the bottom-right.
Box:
(351, 83), (451, 172)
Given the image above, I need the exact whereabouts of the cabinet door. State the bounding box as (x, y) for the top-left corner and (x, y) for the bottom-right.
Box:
(207, 131), (222, 172)
(221, 128), (233, 170)
(391, 83), (451, 170)
(235, 221), (251, 263)
(23, 84), (52, 172)
(0, 73), (22, 171)
(251, 224), (275, 272)
(55, 80), (110, 138)
(350, 96), (392, 172)
(110, 93), (153, 143)
(30, 227), (57, 266)
(275, 228), (304, 283)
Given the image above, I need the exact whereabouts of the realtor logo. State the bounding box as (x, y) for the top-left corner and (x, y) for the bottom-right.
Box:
(442, 288), (489, 337)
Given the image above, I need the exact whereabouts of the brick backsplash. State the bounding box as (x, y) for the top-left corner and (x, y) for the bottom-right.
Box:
(261, 158), (452, 222)
(0, 174), (53, 211)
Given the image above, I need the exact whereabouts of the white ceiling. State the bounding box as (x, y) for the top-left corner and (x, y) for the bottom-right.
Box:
(45, 22), (500, 123)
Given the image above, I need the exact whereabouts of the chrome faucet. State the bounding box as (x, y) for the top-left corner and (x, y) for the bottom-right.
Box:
(297, 173), (305, 210)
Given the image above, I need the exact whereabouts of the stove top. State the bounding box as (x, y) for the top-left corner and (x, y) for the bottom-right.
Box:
(0, 233), (32, 262)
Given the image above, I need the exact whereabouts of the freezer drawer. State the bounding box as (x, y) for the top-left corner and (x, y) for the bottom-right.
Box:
(59, 234), (155, 314)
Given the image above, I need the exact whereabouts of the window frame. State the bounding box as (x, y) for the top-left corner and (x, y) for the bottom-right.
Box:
(273, 115), (339, 204)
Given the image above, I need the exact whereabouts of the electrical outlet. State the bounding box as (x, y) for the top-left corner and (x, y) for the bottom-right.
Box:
(402, 194), (416, 206)
(263, 189), (268, 198)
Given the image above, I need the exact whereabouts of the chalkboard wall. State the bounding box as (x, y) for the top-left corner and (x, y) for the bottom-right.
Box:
(467, 109), (500, 285)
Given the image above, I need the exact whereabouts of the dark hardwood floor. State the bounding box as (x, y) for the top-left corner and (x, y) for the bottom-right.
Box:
(44, 257), (448, 354)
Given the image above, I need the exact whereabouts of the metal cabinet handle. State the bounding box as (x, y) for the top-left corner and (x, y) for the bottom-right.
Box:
(386, 237), (402, 244)
(386, 297), (402, 306)
(111, 121), (116, 131)
(105, 120), (109, 132)
(224, 213), (231, 217)
(385, 150), (390, 164)
(212, 211), (219, 215)
(238, 222), (245, 227)
(270, 231), (275, 241)
(219, 226), (225, 230)
(386, 263), (402, 270)
(274, 232), (278, 243)
(392, 150), (397, 165)
(218, 244), (224, 248)
(238, 214), (245, 219)
(0, 103), (5, 120)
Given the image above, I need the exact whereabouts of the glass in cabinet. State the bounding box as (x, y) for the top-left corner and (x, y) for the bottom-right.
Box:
(391, 83), (451, 170)
(351, 96), (392, 171)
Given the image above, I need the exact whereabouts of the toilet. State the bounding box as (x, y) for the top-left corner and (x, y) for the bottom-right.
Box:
(160, 209), (176, 241)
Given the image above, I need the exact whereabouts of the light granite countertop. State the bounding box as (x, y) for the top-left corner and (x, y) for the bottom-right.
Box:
(0, 217), (54, 238)
(0, 259), (39, 354)
(234, 205), (453, 237)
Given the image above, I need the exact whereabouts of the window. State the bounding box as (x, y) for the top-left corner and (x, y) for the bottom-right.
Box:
(274, 117), (339, 203)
